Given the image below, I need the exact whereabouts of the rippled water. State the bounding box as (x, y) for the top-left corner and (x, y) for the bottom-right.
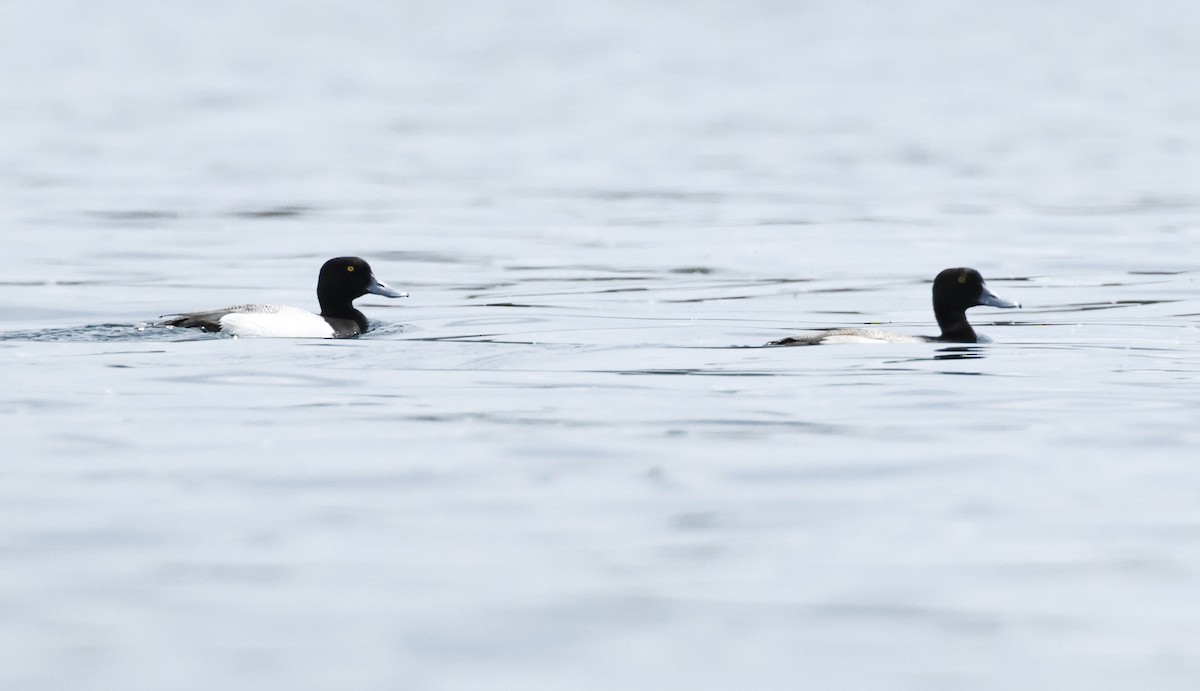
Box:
(3, 0), (1200, 689)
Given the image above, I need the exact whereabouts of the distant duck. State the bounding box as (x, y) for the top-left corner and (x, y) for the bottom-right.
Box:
(159, 256), (407, 338)
(767, 267), (1020, 346)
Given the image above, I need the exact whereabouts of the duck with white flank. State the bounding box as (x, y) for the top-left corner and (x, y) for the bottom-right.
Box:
(160, 257), (407, 338)
(767, 268), (1020, 346)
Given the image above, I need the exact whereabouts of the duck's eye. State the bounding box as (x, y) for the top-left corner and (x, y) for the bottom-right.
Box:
(346, 265), (355, 272)
(958, 274), (967, 284)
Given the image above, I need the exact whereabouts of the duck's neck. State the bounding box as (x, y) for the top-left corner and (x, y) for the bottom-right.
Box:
(319, 298), (368, 331)
(935, 311), (977, 343)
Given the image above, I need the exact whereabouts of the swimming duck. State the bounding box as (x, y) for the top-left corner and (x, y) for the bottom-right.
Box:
(159, 256), (406, 338)
(767, 267), (1019, 346)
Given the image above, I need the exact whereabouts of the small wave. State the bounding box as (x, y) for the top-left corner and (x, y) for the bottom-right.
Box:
(1, 321), (414, 342)
(0, 323), (221, 342)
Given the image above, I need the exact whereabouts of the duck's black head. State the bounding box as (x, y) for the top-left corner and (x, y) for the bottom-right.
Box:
(931, 268), (1019, 342)
(316, 256), (406, 321)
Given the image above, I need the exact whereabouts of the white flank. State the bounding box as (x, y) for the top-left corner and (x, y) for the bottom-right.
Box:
(819, 329), (926, 344)
(216, 305), (335, 338)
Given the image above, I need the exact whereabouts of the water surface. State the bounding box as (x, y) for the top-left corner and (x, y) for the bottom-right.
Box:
(3, 1), (1200, 689)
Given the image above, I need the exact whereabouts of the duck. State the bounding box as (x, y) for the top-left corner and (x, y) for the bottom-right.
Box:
(159, 256), (407, 338)
(767, 267), (1019, 346)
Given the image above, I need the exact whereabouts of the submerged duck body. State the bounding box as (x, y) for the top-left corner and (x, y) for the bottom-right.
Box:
(768, 268), (1019, 346)
(160, 256), (406, 338)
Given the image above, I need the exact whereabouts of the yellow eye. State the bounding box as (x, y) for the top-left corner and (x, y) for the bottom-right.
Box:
(958, 275), (966, 284)
(346, 265), (355, 272)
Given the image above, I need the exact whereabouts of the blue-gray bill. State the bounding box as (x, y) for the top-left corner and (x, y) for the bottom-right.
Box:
(367, 275), (408, 298)
(979, 284), (1019, 309)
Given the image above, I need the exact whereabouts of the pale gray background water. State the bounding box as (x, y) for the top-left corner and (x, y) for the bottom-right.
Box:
(3, 1), (1200, 689)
